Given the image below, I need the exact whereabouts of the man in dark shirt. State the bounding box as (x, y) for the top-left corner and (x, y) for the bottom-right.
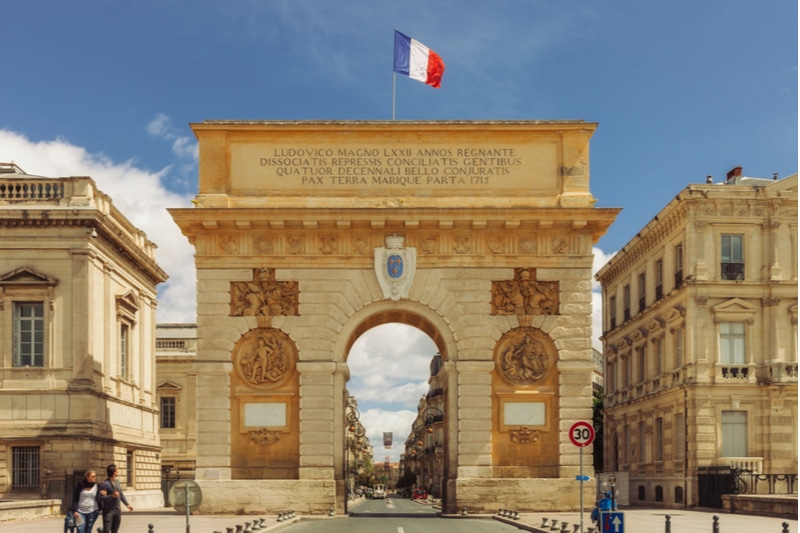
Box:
(97, 464), (134, 533)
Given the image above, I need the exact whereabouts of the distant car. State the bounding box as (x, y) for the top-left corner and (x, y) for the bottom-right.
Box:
(411, 488), (427, 500)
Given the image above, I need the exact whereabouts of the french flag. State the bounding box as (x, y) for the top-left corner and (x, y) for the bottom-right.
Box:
(393, 30), (445, 88)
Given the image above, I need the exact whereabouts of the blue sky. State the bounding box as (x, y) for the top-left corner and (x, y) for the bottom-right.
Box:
(0, 1), (796, 462)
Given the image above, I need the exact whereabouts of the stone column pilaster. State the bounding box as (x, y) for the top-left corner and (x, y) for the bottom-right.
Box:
(194, 360), (233, 480)
(297, 361), (340, 480)
(455, 360), (494, 479)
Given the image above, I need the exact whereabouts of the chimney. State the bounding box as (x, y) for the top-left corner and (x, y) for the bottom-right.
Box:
(726, 166), (743, 182)
(706, 175), (713, 184)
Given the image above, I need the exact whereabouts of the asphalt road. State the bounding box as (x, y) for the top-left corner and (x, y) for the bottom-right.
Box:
(288, 497), (520, 533)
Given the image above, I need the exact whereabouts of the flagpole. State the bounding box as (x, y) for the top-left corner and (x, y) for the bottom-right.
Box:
(392, 28), (397, 121)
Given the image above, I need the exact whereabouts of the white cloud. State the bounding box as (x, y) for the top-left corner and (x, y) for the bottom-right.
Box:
(592, 246), (617, 352)
(147, 114), (198, 161)
(0, 129), (197, 323)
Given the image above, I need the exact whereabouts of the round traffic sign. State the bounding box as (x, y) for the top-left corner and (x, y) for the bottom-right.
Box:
(168, 479), (203, 513)
(569, 421), (595, 447)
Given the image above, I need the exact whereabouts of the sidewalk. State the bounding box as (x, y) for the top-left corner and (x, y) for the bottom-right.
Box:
(0, 507), (795, 533)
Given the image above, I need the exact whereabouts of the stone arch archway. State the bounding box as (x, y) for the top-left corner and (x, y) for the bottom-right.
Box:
(335, 301), (457, 511)
(170, 120), (618, 515)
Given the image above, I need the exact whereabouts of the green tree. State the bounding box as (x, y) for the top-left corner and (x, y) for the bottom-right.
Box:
(592, 388), (604, 471)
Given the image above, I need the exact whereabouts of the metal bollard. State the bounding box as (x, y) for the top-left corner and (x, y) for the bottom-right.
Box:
(511, 511), (520, 520)
(226, 527), (234, 533)
(561, 521), (569, 533)
(542, 517), (550, 528)
(251, 518), (261, 530)
(236, 524), (243, 533)
(665, 514), (671, 533)
(148, 524), (155, 533)
(782, 522), (790, 533)
(573, 524), (581, 533)
(550, 518), (560, 530)
(712, 515), (719, 533)
(587, 528), (596, 533)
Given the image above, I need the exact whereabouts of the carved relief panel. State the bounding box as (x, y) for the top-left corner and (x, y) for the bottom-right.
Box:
(230, 268), (299, 318)
(491, 268), (559, 316)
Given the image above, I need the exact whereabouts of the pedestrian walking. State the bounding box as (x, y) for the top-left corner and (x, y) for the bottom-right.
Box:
(69, 470), (100, 533)
(97, 464), (133, 533)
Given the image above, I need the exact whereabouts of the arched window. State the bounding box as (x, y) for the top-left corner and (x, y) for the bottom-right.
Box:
(655, 485), (663, 502)
(675, 486), (684, 504)
(638, 485), (646, 501)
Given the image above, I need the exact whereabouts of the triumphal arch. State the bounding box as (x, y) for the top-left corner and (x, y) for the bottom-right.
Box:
(170, 120), (618, 515)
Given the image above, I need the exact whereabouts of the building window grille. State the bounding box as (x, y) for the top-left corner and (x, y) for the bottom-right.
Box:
(13, 302), (44, 367)
(655, 337), (663, 375)
(609, 296), (617, 330)
(160, 397), (176, 429)
(624, 425), (631, 465)
(674, 413), (685, 460)
(638, 272), (646, 312)
(654, 417), (663, 461)
(12, 446), (40, 489)
(721, 234), (744, 280)
(721, 411), (747, 457)
(674, 244), (683, 289)
(638, 421), (647, 463)
(637, 347), (646, 383)
(655, 259), (663, 300)
(126, 450), (134, 488)
(623, 285), (631, 322)
(120, 324), (129, 380)
(674, 329), (684, 368)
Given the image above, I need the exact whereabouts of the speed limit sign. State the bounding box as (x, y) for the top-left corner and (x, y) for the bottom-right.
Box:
(569, 421), (595, 447)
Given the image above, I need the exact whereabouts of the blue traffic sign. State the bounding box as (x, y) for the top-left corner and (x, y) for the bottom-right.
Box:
(601, 511), (624, 533)
(575, 475), (590, 481)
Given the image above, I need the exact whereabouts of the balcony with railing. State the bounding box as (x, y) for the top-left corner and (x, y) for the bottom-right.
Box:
(766, 361), (798, 383)
(720, 456), (763, 474)
(716, 363), (754, 383)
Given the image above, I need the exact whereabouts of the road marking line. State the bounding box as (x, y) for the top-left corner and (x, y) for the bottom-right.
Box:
(397, 528), (404, 533)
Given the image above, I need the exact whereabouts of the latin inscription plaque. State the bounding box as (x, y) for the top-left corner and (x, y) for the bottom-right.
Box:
(229, 137), (559, 194)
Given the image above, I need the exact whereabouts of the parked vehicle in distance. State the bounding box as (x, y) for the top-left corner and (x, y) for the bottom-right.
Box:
(411, 488), (427, 500)
(373, 484), (386, 499)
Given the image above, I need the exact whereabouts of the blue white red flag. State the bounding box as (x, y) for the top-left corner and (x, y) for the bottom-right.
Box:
(393, 30), (445, 88)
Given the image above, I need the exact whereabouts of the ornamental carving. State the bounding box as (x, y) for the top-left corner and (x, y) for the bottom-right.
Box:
(491, 268), (559, 316)
(420, 235), (438, 254)
(510, 427), (541, 444)
(249, 429), (282, 446)
(495, 327), (554, 386)
(487, 234), (503, 254)
(230, 268), (299, 318)
(234, 328), (296, 389)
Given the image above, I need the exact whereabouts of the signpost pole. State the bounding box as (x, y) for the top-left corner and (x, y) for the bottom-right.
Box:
(185, 483), (190, 533)
(580, 445), (584, 533)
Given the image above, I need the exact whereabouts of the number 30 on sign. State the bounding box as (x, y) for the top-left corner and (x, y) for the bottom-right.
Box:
(569, 421), (595, 447)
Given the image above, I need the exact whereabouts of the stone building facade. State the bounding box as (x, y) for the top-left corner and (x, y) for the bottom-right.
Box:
(596, 168), (798, 509)
(155, 324), (198, 476)
(169, 120), (618, 514)
(0, 163), (167, 508)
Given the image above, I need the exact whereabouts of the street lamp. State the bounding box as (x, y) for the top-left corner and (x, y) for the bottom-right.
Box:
(420, 406), (443, 498)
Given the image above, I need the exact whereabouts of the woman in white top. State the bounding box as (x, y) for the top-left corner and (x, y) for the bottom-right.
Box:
(70, 470), (100, 533)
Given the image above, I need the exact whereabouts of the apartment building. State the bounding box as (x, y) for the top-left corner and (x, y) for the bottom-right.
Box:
(596, 168), (797, 509)
(0, 163), (167, 508)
